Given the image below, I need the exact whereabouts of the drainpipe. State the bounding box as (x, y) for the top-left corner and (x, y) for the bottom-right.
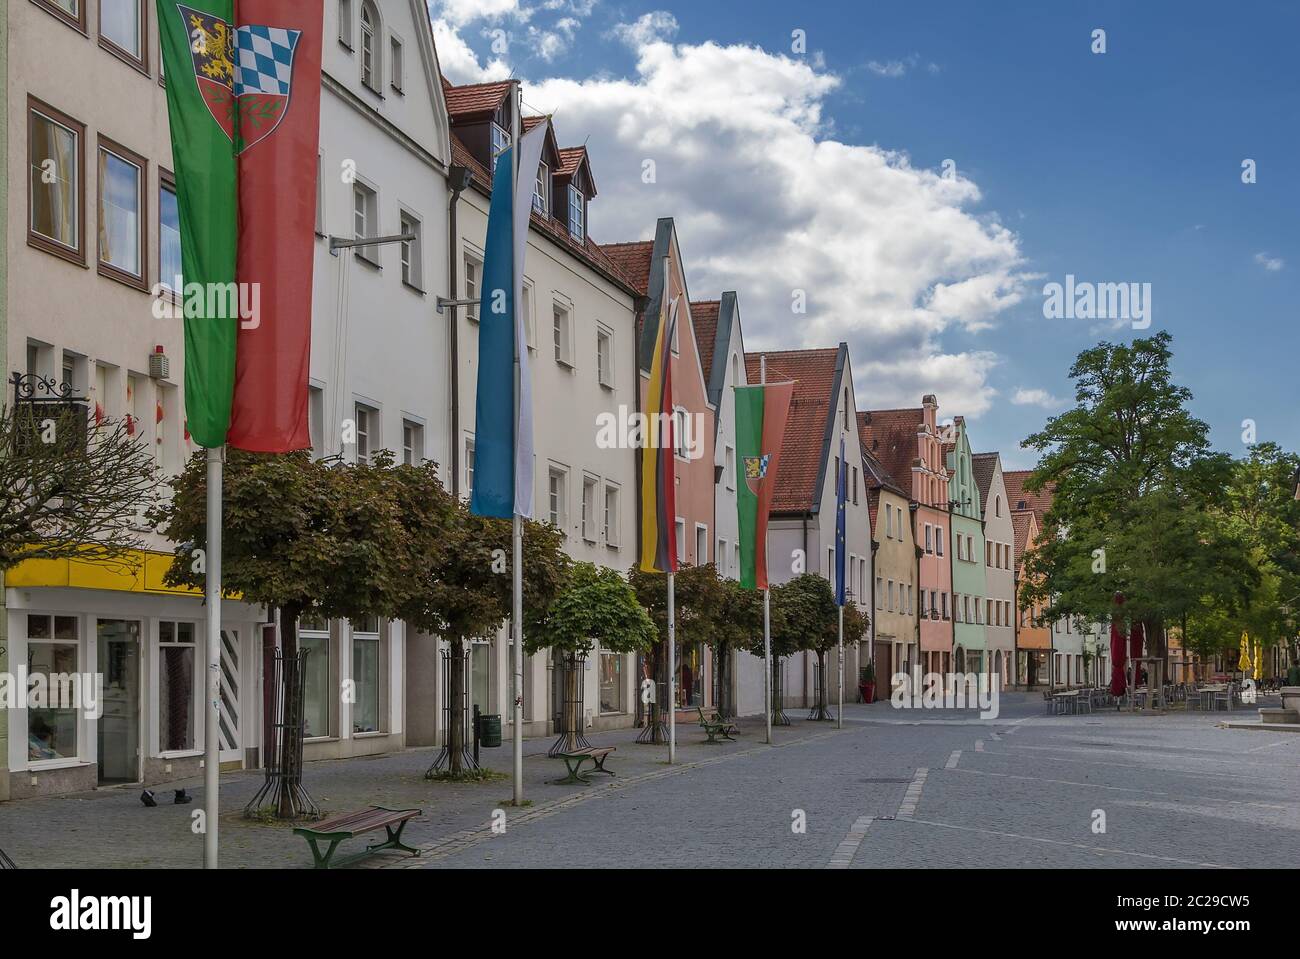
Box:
(631, 294), (649, 727)
(910, 502), (921, 672)
(446, 165), (472, 497)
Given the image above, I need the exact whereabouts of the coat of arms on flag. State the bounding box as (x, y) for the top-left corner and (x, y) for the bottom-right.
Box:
(178, 4), (302, 153)
(743, 453), (770, 493)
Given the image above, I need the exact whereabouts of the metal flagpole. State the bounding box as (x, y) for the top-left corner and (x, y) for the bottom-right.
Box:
(761, 353), (772, 745)
(668, 571), (676, 763)
(510, 81), (525, 806)
(204, 445), (223, 868)
(764, 589), (772, 745)
(837, 604), (844, 729)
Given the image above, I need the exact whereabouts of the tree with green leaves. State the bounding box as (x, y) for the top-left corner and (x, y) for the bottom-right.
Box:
(1019, 332), (1248, 671)
(628, 563), (725, 734)
(397, 499), (567, 777)
(528, 561), (656, 752)
(709, 578), (765, 719)
(1182, 442), (1300, 672)
(157, 448), (432, 815)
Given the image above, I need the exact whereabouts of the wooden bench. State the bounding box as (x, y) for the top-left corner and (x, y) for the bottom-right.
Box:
(293, 805), (422, 869)
(697, 706), (738, 743)
(551, 746), (616, 784)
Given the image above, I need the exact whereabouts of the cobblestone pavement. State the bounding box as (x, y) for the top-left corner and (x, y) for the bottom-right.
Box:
(2, 693), (1297, 868)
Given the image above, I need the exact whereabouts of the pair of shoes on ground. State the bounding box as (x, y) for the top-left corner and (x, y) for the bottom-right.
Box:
(141, 789), (192, 807)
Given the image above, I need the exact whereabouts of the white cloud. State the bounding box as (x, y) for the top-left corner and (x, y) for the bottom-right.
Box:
(1011, 388), (1063, 409)
(438, 19), (1028, 414)
(1254, 251), (1284, 272)
(432, 19), (511, 82)
(608, 12), (679, 48)
(864, 53), (938, 78)
(435, 0), (526, 29)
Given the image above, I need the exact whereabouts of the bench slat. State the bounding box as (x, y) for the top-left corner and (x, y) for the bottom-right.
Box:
(301, 806), (419, 837)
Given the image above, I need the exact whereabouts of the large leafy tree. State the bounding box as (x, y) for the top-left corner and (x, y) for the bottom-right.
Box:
(157, 448), (432, 815)
(396, 499), (567, 776)
(1183, 443), (1300, 669)
(1019, 332), (1248, 666)
(528, 561), (656, 751)
(709, 579), (765, 719)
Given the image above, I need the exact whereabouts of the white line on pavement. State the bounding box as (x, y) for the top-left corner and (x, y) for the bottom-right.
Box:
(895, 816), (1232, 868)
(945, 766), (1289, 809)
(826, 815), (874, 869)
(974, 739), (984, 752)
(896, 767), (928, 820)
(945, 750), (961, 769)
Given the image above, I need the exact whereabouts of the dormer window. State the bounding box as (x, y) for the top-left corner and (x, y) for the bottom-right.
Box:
(567, 184), (584, 242)
(533, 162), (549, 215)
(490, 123), (510, 174)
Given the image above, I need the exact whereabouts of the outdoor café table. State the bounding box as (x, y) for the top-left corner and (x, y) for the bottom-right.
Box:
(1199, 685), (1223, 711)
(1054, 690), (1079, 715)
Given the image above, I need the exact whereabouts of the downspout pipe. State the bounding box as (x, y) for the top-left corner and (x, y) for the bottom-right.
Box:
(446, 164), (472, 497)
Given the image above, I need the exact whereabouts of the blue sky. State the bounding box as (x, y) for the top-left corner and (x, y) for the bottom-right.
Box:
(434, 0), (1299, 469)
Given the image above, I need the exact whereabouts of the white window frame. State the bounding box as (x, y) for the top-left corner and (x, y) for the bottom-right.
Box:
(553, 300), (573, 366)
(547, 465), (569, 532)
(399, 209), (422, 290)
(463, 250), (482, 321)
(603, 482), (621, 548)
(596, 324), (614, 388)
(567, 183), (584, 241)
(581, 474), (599, 543)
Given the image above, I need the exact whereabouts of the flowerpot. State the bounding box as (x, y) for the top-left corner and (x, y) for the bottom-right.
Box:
(859, 681), (875, 704)
(1281, 687), (1300, 716)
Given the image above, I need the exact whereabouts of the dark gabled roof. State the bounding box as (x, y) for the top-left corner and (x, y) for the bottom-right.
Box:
(555, 145), (596, 197)
(702, 293), (741, 436)
(691, 300), (721, 388)
(857, 408), (923, 496)
(970, 451), (1000, 514)
(861, 446), (908, 499)
(448, 132), (638, 296)
(743, 345), (846, 515)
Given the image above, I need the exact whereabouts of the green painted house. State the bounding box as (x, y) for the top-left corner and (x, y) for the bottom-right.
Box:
(945, 417), (987, 675)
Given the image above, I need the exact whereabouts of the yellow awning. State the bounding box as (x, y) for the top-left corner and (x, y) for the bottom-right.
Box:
(6, 549), (203, 597)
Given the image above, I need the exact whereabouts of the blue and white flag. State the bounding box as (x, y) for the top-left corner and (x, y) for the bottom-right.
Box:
(835, 434), (847, 606)
(470, 117), (548, 519)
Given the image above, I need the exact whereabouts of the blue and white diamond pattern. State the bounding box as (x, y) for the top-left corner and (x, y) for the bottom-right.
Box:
(234, 25), (301, 97)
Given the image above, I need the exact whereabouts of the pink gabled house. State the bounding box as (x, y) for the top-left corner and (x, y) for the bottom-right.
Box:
(601, 219), (717, 714)
(858, 397), (954, 674)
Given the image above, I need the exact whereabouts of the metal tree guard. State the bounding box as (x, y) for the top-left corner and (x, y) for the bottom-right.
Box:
(771, 657), (792, 726)
(636, 640), (669, 744)
(807, 652), (835, 720)
(245, 648), (319, 819)
(548, 651), (591, 756)
(427, 646), (477, 775)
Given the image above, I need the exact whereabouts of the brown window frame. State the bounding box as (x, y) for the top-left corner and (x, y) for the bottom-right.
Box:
(158, 168), (183, 304)
(27, 96), (87, 267)
(98, 0), (150, 76)
(96, 134), (150, 292)
(31, 0), (88, 34)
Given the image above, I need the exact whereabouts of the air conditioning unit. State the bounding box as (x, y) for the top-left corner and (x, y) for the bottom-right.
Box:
(148, 345), (169, 380)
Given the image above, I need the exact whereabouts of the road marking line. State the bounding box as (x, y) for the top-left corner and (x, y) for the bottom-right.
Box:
(945, 750), (961, 769)
(945, 766), (1290, 808)
(1246, 737), (1300, 753)
(974, 739), (984, 752)
(896, 767), (928, 821)
(826, 815), (874, 869)
(895, 817), (1232, 868)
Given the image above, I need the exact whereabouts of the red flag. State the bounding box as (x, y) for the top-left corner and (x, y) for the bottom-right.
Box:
(226, 0), (322, 453)
(1109, 620), (1127, 696)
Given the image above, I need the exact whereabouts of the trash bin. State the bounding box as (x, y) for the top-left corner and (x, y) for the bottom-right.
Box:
(479, 714), (502, 748)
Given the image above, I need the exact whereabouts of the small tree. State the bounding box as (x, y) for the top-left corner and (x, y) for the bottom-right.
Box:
(0, 404), (158, 571)
(628, 563), (724, 729)
(528, 562), (656, 751)
(711, 578), (764, 719)
(157, 448), (430, 816)
(397, 500), (567, 777)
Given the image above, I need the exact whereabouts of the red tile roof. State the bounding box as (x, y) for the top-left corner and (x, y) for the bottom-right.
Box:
(1003, 470), (1054, 520)
(556, 146), (585, 177)
(857, 409), (923, 498)
(690, 300), (721, 383)
(744, 348), (840, 514)
(1011, 510), (1035, 557)
(449, 133), (639, 296)
(444, 80), (512, 121)
(599, 241), (654, 294)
